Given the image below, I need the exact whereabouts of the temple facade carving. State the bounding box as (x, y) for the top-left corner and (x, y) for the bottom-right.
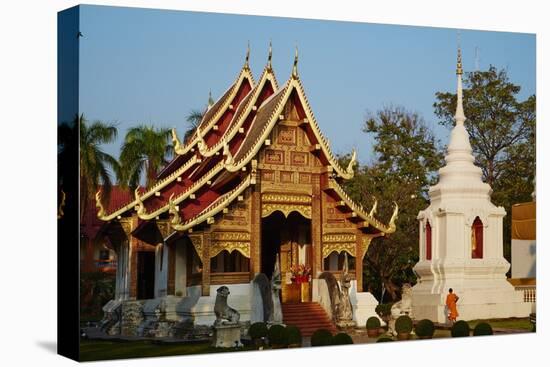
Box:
(94, 46), (397, 334)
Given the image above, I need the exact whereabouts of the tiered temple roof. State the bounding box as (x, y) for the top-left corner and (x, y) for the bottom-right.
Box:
(96, 47), (397, 236)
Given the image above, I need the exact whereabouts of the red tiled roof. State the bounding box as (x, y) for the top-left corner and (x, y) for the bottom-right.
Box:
(81, 186), (139, 240)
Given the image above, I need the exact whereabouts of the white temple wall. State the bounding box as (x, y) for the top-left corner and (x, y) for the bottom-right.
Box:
(175, 283), (252, 326)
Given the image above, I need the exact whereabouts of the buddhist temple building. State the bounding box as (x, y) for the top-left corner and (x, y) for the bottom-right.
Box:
(95, 45), (398, 334)
(411, 47), (531, 322)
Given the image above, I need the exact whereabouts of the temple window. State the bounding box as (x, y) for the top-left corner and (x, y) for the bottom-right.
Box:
(323, 251), (356, 271)
(471, 216), (484, 259)
(211, 250), (250, 273)
(426, 221), (432, 260)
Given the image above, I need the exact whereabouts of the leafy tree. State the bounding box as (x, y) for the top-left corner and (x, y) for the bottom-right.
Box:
(341, 105), (443, 301)
(119, 125), (173, 189)
(434, 66), (536, 263)
(79, 115), (120, 220)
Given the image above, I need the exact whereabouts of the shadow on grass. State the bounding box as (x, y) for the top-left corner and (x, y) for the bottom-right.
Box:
(79, 339), (255, 361)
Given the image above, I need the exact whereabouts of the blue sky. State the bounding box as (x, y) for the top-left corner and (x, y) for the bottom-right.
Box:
(78, 5), (536, 165)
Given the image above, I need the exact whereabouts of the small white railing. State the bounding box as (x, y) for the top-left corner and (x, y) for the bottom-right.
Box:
(515, 286), (536, 303)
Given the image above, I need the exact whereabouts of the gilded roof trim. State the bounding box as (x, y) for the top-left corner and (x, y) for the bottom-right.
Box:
(173, 66), (255, 156)
(328, 178), (398, 234)
(293, 77), (356, 179)
(170, 175), (252, 232)
(98, 67), (278, 222)
(97, 155), (200, 221)
(186, 67), (278, 159)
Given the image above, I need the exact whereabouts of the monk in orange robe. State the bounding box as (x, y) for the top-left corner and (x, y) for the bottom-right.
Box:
(446, 288), (459, 323)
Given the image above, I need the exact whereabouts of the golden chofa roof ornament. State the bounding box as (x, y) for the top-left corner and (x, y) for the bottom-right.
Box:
(346, 148), (357, 176)
(134, 187), (146, 216)
(244, 41), (250, 70)
(171, 128), (185, 155)
(267, 40), (273, 71)
(207, 90), (214, 109)
(168, 193), (182, 227)
(292, 46), (299, 79)
(386, 201), (399, 234)
(369, 196), (378, 217)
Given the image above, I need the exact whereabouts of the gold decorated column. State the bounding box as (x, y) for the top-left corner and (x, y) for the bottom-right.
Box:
(250, 182), (262, 278)
(311, 174), (322, 277)
(201, 232), (211, 296)
(355, 231), (363, 292)
(128, 215), (139, 299)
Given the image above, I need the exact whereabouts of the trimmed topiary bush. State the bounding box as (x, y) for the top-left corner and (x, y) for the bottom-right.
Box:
(332, 332), (354, 345)
(376, 337), (394, 342)
(366, 316), (382, 337)
(268, 324), (287, 346)
(367, 316), (381, 330)
(285, 325), (302, 347)
(451, 320), (470, 337)
(311, 329), (333, 347)
(473, 323), (493, 336)
(415, 319), (435, 339)
(395, 315), (413, 334)
(249, 322), (268, 340)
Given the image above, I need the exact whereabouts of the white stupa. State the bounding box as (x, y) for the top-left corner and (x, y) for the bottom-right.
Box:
(411, 47), (531, 322)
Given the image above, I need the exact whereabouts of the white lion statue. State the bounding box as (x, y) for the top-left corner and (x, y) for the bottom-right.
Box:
(214, 286), (240, 326)
(388, 284), (413, 335)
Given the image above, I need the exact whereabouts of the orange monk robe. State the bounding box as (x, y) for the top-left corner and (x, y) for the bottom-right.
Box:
(446, 293), (459, 320)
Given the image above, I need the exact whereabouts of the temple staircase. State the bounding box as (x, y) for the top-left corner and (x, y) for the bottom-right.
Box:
(282, 302), (337, 337)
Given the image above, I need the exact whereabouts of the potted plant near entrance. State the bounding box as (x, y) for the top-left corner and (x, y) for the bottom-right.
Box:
(366, 316), (382, 338)
(290, 264), (311, 302)
(395, 315), (413, 340)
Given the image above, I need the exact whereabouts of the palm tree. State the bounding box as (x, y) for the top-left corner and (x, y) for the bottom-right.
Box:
(183, 109), (205, 143)
(119, 125), (173, 189)
(183, 92), (213, 143)
(79, 115), (120, 220)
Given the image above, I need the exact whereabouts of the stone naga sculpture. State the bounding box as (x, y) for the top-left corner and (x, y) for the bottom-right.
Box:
(336, 253), (356, 327)
(388, 283), (413, 335)
(270, 255), (283, 324)
(251, 273), (273, 323)
(214, 286), (240, 326)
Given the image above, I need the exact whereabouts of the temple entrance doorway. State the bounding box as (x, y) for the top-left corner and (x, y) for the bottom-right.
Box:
(137, 251), (155, 299)
(261, 211), (312, 302)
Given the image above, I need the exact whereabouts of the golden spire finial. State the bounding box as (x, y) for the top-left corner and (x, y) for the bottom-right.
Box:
(292, 45), (299, 79)
(245, 41), (250, 69)
(456, 31), (463, 75)
(208, 90), (213, 108)
(267, 40), (273, 70)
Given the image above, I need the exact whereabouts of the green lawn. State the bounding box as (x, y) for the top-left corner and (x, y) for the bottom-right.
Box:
(467, 318), (532, 331)
(79, 339), (255, 361)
